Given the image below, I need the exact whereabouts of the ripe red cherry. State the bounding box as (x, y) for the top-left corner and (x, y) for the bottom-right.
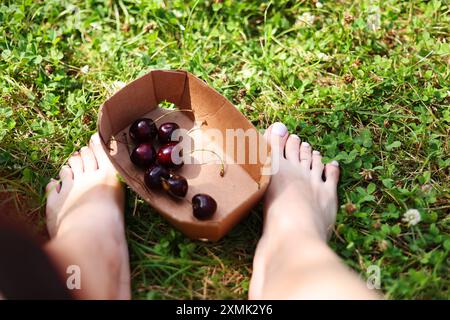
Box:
(129, 118), (157, 143)
(158, 122), (180, 144)
(162, 174), (188, 198)
(192, 194), (217, 220)
(130, 143), (156, 168)
(157, 142), (183, 169)
(144, 164), (170, 190)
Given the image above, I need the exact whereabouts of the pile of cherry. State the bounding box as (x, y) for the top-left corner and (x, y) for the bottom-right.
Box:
(128, 118), (217, 220)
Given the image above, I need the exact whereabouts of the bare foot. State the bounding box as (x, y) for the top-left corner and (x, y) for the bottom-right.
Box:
(44, 133), (130, 299)
(249, 122), (340, 299)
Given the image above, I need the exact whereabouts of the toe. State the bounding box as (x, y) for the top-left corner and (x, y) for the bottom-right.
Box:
(68, 151), (83, 177)
(80, 146), (98, 172)
(45, 178), (60, 205)
(58, 165), (73, 194)
(285, 134), (301, 163)
(90, 133), (113, 170)
(299, 141), (312, 170)
(311, 150), (325, 180)
(325, 161), (340, 187)
(266, 122), (289, 157)
(46, 178), (60, 194)
(59, 165), (73, 180)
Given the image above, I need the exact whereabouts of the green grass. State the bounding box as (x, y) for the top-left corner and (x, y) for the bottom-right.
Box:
(1, 0), (449, 299)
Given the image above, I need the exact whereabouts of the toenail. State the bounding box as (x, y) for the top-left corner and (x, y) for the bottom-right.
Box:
(302, 142), (310, 147)
(73, 151), (79, 155)
(290, 134), (300, 140)
(272, 122), (288, 137)
(92, 134), (100, 144)
(331, 160), (339, 167)
(313, 150), (320, 155)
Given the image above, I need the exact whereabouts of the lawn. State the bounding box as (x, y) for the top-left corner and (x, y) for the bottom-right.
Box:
(0, 0), (449, 299)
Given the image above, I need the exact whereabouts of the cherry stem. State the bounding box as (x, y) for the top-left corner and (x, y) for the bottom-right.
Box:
(190, 149), (225, 177)
(153, 109), (195, 124)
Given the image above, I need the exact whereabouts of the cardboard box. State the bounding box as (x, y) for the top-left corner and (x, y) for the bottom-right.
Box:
(98, 70), (271, 241)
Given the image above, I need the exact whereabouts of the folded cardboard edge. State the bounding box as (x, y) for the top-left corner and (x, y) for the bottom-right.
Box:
(150, 70), (188, 107)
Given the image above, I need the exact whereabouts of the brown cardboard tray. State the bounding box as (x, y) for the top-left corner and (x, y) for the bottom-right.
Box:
(98, 70), (270, 241)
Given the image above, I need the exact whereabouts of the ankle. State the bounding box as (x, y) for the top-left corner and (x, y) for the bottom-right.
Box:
(280, 229), (327, 253)
(264, 233), (333, 278)
(259, 222), (329, 269)
(264, 208), (325, 242)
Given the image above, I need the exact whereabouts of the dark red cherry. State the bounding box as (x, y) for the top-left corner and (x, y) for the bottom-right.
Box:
(129, 118), (157, 143)
(157, 141), (183, 168)
(130, 143), (156, 168)
(144, 164), (170, 190)
(162, 174), (188, 198)
(158, 122), (180, 144)
(192, 194), (217, 220)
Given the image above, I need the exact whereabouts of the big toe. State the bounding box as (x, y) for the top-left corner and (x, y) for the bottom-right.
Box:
(264, 122), (289, 158)
(89, 133), (115, 171)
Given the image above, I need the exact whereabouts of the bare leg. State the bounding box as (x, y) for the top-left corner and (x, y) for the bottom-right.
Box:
(44, 133), (130, 299)
(249, 123), (380, 300)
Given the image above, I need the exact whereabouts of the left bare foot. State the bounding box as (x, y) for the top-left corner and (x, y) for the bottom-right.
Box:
(45, 133), (130, 299)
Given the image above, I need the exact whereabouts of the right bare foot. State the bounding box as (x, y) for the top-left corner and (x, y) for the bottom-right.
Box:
(44, 133), (130, 299)
(249, 122), (340, 299)
(263, 122), (340, 241)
